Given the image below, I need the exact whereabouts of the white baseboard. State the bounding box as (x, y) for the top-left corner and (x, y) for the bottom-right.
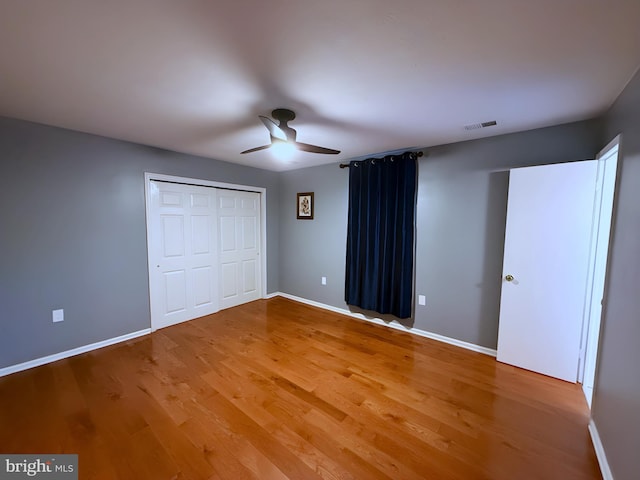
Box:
(274, 292), (497, 357)
(589, 419), (614, 480)
(0, 328), (151, 378)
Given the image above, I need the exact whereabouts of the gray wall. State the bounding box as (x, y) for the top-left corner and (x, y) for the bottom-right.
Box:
(592, 68), (640, 480)
(0, 117), (280, 368)
(279, 120), (602, 348)
(278, 164), (349, 305)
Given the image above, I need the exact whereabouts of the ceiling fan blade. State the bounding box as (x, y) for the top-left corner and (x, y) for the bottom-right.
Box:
(294, 142), (340, 155)
(259, 115), (287, 141)
(240, 144), (271, 154)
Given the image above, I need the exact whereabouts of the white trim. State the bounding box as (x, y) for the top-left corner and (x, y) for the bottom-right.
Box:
(260, 192), (267, 301)
(582, 384), (594, 409)
(599, 134), (622, 161)
(579, 134), (621, 407)
(0, 329), (151, 378)
(275, 292), (497, 357)
(589, 419), (614, 480)
(144, 172), (265, 194)
(144, 172), (268, 331)
(264, 292), (280, 299)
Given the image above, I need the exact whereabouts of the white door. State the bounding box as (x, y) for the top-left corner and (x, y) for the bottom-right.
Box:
(497, 161), (597, 382)
(218, 190), (261, 309)
(148, 181), (219, 330)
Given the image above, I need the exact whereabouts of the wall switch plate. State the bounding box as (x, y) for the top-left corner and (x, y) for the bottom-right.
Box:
(52, 309), (64, 323)
(418, 295), (426, 306)
(321, 276), (327, 285)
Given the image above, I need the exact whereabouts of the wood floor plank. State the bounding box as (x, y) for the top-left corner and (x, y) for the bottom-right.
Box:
(0, 297), (601, 479)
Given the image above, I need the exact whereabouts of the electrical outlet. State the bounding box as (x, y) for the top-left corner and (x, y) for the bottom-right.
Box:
(321, 276), (327, 285)
(52, 309), (64, 323)
(418, 295), (426, 306)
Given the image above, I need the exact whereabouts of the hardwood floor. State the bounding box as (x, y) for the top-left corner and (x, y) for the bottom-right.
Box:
(0, 297), (601, 479)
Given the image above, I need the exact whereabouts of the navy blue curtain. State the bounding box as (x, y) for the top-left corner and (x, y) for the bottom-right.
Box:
(345, 152), (417, 319)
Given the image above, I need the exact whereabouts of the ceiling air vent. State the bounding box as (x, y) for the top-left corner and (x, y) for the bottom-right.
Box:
(464, 120), (497, 131)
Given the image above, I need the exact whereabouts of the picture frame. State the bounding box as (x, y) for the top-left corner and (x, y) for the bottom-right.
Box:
(297, 192), (314, 220)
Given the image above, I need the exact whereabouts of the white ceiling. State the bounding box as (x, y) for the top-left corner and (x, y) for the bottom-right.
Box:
(1, 1), (639, 172)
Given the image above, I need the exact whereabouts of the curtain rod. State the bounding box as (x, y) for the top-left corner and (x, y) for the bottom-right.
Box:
(339, 150), (423, 168)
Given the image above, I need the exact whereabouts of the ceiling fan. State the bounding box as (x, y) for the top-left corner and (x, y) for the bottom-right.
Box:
(241, 108), (340, 155)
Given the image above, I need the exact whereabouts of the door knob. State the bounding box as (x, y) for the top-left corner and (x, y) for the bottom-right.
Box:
(505, 274), (514, 282)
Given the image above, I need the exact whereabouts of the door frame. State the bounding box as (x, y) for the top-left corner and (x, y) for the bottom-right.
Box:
(578, 135), (620, 407)
(144, 172), (267, 331)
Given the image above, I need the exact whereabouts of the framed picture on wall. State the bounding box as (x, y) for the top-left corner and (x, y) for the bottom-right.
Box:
(297, 192), (314, 220)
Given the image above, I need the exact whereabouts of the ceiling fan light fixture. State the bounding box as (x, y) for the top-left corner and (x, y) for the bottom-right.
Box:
(270, 140), (297, 160)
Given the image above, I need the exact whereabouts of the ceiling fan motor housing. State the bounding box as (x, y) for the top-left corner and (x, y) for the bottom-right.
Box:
(271, 109), (297, 141)
(271, 108), (296, 122)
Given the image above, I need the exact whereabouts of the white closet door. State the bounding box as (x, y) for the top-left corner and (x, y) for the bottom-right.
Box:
(218, 190), (261, 310)
(148, 181), (219, 330)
